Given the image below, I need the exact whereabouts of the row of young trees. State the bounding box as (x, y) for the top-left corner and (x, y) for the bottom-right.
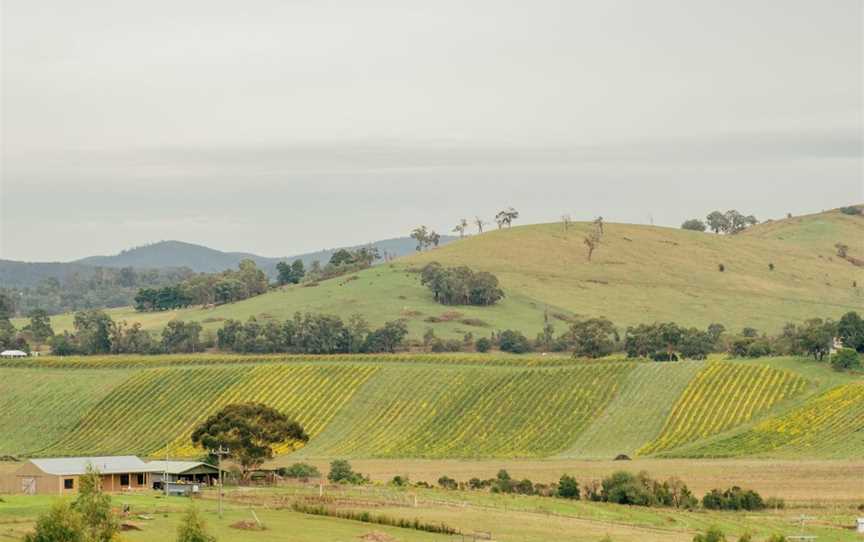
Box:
(217, 313), (409, 354)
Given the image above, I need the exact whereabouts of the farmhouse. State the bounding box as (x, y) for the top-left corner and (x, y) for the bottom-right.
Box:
(13, 456), (152, 495)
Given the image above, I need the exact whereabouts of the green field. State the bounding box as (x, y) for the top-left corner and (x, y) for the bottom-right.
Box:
(1, 479), (862, 542)
(16, 208), (863, 340)
(0, 354), (860, 461)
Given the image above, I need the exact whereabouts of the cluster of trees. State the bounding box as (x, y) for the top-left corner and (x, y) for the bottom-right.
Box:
(275, 259), (306, 285)
(419, 262), (504, 306)
(304, 247), (380, 282)
(216, 313), (408, 354)
(682, 210), (758, 234)
(693, 527), (788, 542)
(2, 266), (194, 317)
(135, 259), (268, 311)
(48, 309), (205, 355)
(702, 486), (775, 511)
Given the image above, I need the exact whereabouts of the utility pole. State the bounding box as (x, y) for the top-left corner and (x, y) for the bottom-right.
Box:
(210, 446), (230, 519)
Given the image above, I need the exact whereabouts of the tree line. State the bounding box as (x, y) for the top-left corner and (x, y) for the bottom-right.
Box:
(216, 313), (409, 354)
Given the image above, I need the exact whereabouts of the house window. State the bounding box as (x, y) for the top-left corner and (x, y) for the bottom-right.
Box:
(120, 474), (130, 486)
(64, 478), (74, 490)
(136, 474), (145, 485)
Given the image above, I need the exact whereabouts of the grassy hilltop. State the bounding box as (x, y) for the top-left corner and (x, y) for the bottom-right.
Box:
(23, 207), (863, 339)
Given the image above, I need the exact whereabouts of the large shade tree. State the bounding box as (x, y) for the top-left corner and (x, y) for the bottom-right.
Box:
(191, 403), (308, 479)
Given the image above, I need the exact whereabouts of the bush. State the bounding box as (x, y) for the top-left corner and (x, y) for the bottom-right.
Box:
(278, 462), (321, 479)
(475, 337), (492, 352)
(419, 262), (504, 306)
(840, 205), (862, 215)
(24, 501), (84, 542)
(831, 347), (860, 371)
(681, 219), (707, 231)
(693, 527), (726, 542)
(702, 487), (764, 511)
(437, 476), (458, 490)
(327, 459), (366, 485)
(176, 506), (216, 542)
(390, 475), (410, 487)
(556, 474), (580, 499)
(764, 497), (785, 510)
(430, 338), (462, 352)
(498, 330), (532, 353)
(766, 535), (787, 542)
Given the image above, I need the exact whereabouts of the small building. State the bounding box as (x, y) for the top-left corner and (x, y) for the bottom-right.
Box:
(857, 517), (864, 534)
(145, 460), (220, 494)
(0, 350), (28, 358)
(14, 456), (152, 495)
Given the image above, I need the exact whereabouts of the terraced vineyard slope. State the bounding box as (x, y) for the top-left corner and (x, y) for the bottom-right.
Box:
(638, 362), (809, 456)
(0, 355), (859, 460)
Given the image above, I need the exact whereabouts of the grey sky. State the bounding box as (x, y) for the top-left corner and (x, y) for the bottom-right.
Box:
(1, 0), (861, 261)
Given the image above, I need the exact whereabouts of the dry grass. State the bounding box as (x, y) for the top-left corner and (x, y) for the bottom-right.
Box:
(270, 458), (864, 504)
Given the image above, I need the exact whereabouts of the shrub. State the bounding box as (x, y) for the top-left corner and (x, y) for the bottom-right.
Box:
(692, 527), (726, 542)
(475, 337), (492, 352)
(390, 475), (410, 487)
(327, 459), (366, 485)
(437, 476), (458, 490)
(840, 205), (862, 215)
(498, 330), (532, 353)
(681, 219), (707, 231)
(766, 535), (787, 542)
(718, 263), (725, 272)
(278, 462), (321, 479)
(556, 474), (580, 499)
(24, 501), (84, 542)
(176, 506), (216, 542)
(831, 347), (860, 372)
(430, 339), (462, 352)
(702, 487), (765, 511)
(601, 471), (654, 506)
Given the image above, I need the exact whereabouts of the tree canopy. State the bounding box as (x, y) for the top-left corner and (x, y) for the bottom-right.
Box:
(191, 403), (308, 478)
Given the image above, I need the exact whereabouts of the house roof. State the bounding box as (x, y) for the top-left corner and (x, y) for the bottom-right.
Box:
(144, 461), (218, 474)
(30, 456), (151, 476)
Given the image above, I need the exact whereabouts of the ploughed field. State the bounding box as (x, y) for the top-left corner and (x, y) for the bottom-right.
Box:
(0, 354), (860, 461)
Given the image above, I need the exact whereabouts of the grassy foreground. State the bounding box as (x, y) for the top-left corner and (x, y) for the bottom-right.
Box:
(0, 476), (861, 542)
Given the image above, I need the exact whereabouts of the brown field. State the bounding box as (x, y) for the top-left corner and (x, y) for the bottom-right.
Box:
(271, 458), (864, 504)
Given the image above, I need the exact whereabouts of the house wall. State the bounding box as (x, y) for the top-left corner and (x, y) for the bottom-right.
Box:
(11, 462), (150, 495)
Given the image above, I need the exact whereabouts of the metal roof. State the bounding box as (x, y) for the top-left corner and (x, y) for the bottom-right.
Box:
(144, 461), (218, 474)
(30, 456), (150, 476)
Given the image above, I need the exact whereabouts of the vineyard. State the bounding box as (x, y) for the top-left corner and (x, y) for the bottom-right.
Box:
(0, 354), (858, 460)
(638, 362), (809, 456)
(684, 381), (864, 458)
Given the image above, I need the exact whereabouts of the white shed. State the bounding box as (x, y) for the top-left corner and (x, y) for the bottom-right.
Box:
(0, 350), (28, 358)
(857, 517), (864, 533)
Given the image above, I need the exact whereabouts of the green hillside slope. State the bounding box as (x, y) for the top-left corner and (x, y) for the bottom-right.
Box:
(0, 354), (859, 460)
(20, 208), (861, 340)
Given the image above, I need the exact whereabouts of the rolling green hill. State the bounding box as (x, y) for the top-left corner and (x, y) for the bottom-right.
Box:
(19, 208), (862, 340)
(0, 354), (860, 460)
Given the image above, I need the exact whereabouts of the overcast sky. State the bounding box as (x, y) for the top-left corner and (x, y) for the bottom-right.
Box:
(1, 0), (861, 261)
